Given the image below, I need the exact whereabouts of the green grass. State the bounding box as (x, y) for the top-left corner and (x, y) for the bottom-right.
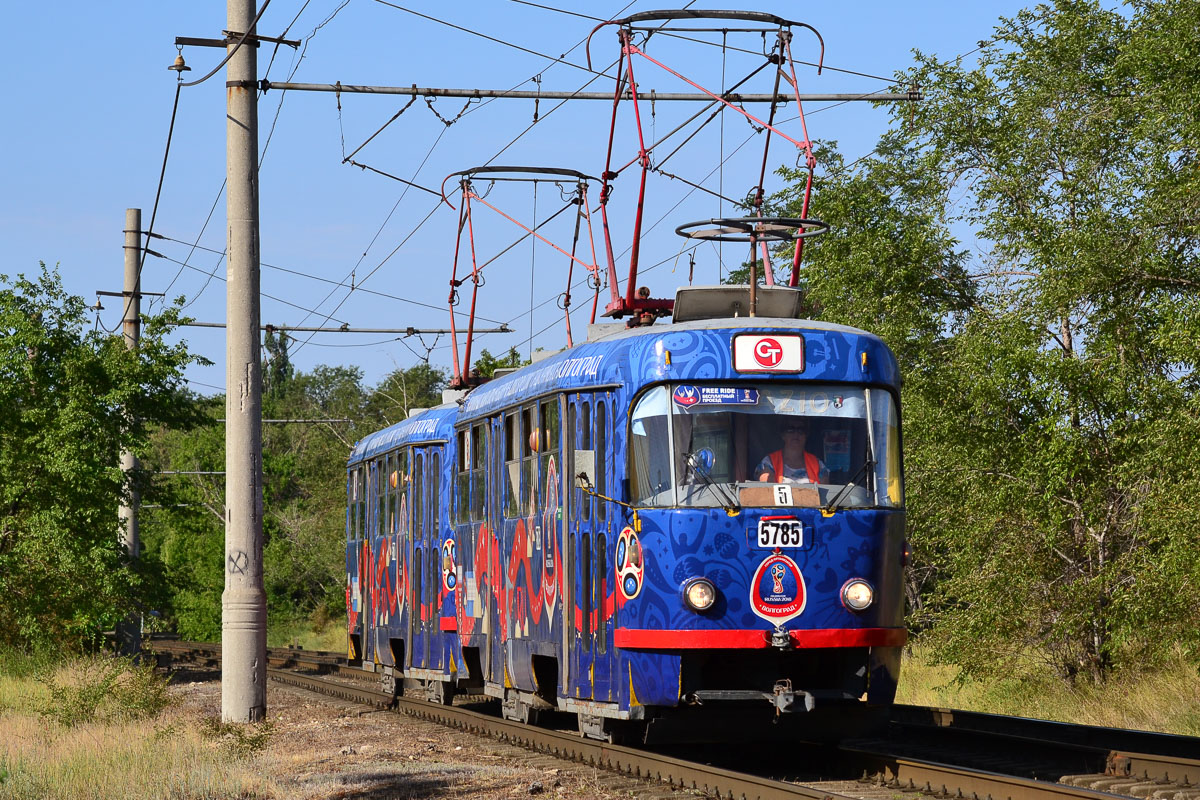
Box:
(0, 652), (269, 799)
(897, 645), (1200, 735)
(266, 615), (347, 654)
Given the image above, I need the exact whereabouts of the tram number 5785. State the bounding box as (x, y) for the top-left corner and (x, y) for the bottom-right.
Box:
(757, 519), (804, 549)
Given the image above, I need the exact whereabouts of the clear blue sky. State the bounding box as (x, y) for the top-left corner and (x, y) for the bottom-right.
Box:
(1, 1), (1028, 396)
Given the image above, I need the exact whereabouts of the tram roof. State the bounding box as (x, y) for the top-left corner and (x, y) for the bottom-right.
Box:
(348, 402), (457, 464)
(459, 315), (899, 420)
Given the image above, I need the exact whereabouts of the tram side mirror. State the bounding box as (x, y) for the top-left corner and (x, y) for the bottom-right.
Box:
(687, 448), (715, 476)
(574, 451), (595, 492)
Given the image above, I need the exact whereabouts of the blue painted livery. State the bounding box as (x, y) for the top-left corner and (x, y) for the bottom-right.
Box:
(347, 313), (906, 741)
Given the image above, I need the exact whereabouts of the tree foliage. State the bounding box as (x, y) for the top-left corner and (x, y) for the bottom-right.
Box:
(768, 0), (1200, 682)
(0, 265), (204, 647)
(142, 361), (446, 640)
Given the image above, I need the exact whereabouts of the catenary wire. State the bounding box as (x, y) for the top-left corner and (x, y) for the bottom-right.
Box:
(154, 253), (354, 323)
(503, 0), (898, 82)
(136, 81), (183, 309)
(153, 234), (507, 324)
(287, 197), (444, 356)
(482, 0), (696, 166)
(164, 0), (347, 311)
(315, 1), (637, 349)
(371, 0), (617, 79)
(169, 0), (355, 311)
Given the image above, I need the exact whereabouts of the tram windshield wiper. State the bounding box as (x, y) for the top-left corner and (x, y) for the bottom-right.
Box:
(685, 450), (741, 512)
(822, 439), (875, 515)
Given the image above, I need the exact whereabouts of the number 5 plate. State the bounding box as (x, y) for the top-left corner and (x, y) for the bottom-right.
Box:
(757, 518), (804, 548)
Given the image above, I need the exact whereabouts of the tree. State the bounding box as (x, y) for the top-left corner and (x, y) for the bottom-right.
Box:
(758, 0), (1200, 683)
(143, 361), (451, 641)
(472, 347), (527, 379)
(0, 265), (204, 648)
(828, 0), (1200, 682)
(367, 362), (446, 424)
(263, 327), (294, 399)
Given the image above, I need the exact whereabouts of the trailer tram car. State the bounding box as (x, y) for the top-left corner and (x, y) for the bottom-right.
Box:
(346, 287), (907, 742)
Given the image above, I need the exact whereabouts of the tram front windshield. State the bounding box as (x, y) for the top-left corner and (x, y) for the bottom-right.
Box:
(629, 384), (901, 509)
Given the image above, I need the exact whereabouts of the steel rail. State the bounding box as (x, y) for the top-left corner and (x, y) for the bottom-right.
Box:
(266, 667), (859, 800)
(149, 641), (1200, 800)
(887, 704), (1200, 788)
(842, 749), (1149, 800)
(891, 704), (1200, 762)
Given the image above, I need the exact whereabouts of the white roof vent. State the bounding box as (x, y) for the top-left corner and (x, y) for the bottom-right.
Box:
(672, 285), (804, 322)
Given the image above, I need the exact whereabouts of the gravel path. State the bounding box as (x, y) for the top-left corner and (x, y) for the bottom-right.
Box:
(170, 671), (694, 799)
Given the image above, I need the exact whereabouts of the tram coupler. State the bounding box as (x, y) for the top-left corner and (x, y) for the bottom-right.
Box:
(772, 679), (815, 714)
(770, 625), (793, 650)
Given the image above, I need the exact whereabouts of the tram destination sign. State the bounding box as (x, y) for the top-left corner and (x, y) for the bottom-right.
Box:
(733, 334), (804, 373)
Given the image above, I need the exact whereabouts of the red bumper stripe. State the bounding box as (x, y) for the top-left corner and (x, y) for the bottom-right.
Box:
(613, 627), (907, 650)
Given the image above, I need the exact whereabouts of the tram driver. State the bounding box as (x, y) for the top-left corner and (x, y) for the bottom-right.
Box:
(756, 417), (829, 485)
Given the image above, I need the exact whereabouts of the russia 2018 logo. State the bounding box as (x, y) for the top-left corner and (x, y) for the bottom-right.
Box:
(672, 385), (700, 408)
(749, 553), (805, 624)
(441, 539), (456, 594)
(615, 526), (644, 602)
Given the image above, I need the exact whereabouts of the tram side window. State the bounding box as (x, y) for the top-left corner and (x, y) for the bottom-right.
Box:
(375, 458), (386, 536)
(581, 534), (591, 650)
(522, 405), (537, 513)
(471, 423), (487, 521)
(430, 449), (441, 535)
(413, 547), (422, 617)
(383, 451), (394, 535)
(414, 451), (426, 542)
(596, 400), (608, 522)
(539, 398), (559, 508)
(630, 386), (674, 506)
(505, 413), (520, 516)
(566, 403), (577, 516)
(455, 430), (469, 525)
(357, 467), (367, 539)
(580, 401), (592, 522)
(394, 449), (409, 536)
(596, 532), (606, 653)
(347, 469), (358, 541)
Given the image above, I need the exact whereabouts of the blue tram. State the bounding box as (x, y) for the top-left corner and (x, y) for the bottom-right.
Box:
(346, 287), (906, 741)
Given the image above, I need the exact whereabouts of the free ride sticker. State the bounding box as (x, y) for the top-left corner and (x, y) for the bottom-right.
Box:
(672, 385), (760, 409)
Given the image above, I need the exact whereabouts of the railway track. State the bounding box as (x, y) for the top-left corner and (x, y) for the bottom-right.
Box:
(148, 639), (1200, 800)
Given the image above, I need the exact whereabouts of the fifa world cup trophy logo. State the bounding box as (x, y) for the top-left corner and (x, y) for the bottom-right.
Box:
(770, 563), (786, 594)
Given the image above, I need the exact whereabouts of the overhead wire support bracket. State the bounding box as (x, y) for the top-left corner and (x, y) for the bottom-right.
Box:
(175, 321), (512, 334)
(256, 80), (918, 103)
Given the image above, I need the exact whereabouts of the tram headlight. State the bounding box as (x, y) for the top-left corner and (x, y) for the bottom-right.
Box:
(841, 579), (874, 612)
(682, 578), (717, 612)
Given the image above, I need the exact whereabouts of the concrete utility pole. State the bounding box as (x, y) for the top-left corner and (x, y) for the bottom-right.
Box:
(116, 207), (142, 657)
(222, 0), (267, 722)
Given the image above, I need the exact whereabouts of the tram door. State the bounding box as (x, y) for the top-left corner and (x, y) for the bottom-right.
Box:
(486, 415), (508, 685)
(407, 450), (423, 670)
(364, 459), (382, 666)
(565, 392), (615, 701)
(410, 446), (444, 671)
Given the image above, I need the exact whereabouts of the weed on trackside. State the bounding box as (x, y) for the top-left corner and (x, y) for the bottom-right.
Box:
(0, 651), (269, 799)
(897, 645), (1200, 735)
